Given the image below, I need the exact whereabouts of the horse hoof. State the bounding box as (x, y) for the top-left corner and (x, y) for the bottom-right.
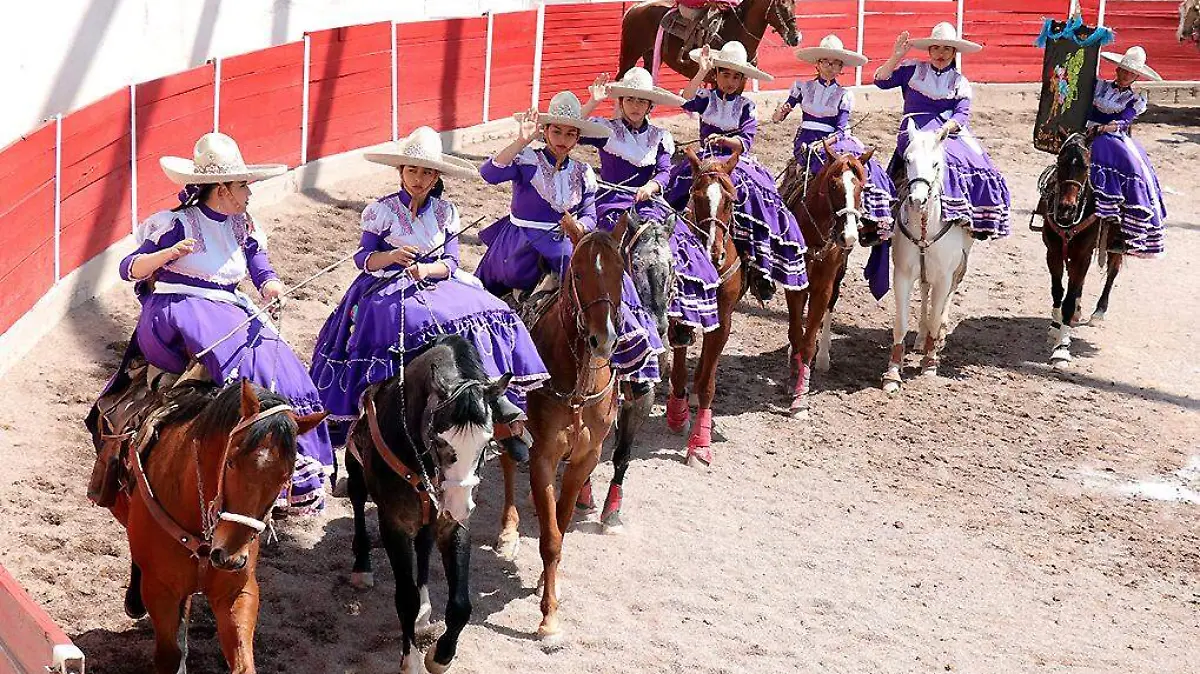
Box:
(1052, 307), (1063, 324)
(601, 484), (623, 534)
(350, 572), (374, 590)
(425, 649), (452, 674)
(123, 589), (147, 620)
(816, 354), (831, 373)
(537, 619), (565, 646)
(1051, 348), (1072, 369)
(685, 450), (712, 469)
(495, 532), (520, 561)
(920, 363), (938, 377)
(331, 476), (349, 498)
(1090, 310), (1106, 324)
(575, 479), (596, 515)
(882, 378), (901, 395)
(789, 395), (809, 418)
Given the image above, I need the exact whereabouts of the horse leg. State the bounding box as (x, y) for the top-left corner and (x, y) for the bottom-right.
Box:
(530, 447), (564, 640)
(379, 520), (422, 674)
(1046, 229), (1066, 339)
(414, 524), (435, 636)
(211, 580), (260, 674)
(688, 301), (733, 465)
(1092, 253), (1123, 323)
(125, 562), (147, 619)
(427, 523), (471, 674)
(346, 451), (374, 589)
(817, 258), (850, 373)
(495, 453), (521, 561)
(666, 345), (691, 433)
(143, 577), (187, 674)
(920, 270), (955, 377)
(784, 288), (811, 411)
(884, 259), (915, 393)
(914, 277), (931, 353)
(604, 383), (651, 533)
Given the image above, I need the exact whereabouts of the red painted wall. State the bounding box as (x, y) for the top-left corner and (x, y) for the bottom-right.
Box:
(221, 42), (305, 167)
(540, 2), (629, 108)
(0, 122), (56, 334)
(134, 65), (216, 219)
(397, 17), (488, 135)
(306, 22), (393, 161)
(758, 1), (860, 90)
(1102, 1), (1197, 81)
(489, 11), (538, 121)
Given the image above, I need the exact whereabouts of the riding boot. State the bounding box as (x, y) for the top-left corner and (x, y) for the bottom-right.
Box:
(858, 221), (882, 248)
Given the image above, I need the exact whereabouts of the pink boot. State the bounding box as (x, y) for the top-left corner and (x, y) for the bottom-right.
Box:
(575, 477), (596, 514)
(686, 408), (714, 466)
(601, 483), (624, 531)
(790, 354), (811, 413)
(666, 392), (691, 433)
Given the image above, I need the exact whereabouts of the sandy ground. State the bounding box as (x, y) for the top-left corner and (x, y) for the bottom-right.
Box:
(1, 87), (1198, 673)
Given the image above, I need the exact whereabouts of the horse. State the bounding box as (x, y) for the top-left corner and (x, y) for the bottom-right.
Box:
(116, 378), (325, 674)
(618, 0), (800, 82)
(495, 230), (626, 641)
(883, 121), (974, 394)
(575, 208), (678, 533)
(1039, 132), (1123, 367)
(665, 145), (747, 465)
(343, 335), (512, 674)
(782, 139), (872, 413)
(1180, 0), (1200, 47)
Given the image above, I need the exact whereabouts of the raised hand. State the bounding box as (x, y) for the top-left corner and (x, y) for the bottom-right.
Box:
(696, 45), (715, 73)
(893, 31), (912, 58)
(515, 106), (540, 144)
(588, 73), (610, 102)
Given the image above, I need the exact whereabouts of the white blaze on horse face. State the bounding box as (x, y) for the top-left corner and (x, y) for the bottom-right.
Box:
(839, 168), (859, 247)
(705, 181), (724, 245)
(439, 423), (492, 523)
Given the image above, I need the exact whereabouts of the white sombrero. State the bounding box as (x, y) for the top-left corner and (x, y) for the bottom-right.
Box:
(688, 41), (775, 81)
(160, 133), (287, 185)
(364, 126), (480, 180)
(606, 67), (687, 107)
(1100, 46), (1162, 81)
(794, 34), (868, 68)
(909, 22), (982, 54)
(538, 91), (613, 139)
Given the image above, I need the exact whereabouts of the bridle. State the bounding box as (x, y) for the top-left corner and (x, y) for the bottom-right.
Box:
(796, 153), (865, 262)
(688, 169), (738, 272)
(1043, 133), (1099, 260)
(620, 213), (679, 312)
(896, 153), (955, 284)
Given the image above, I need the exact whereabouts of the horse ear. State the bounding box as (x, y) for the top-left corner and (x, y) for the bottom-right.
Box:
(721, 143), (742, 175)
(684, 144), (701, 172)
(486, 373), (514, 398)
(905, 118), (917, 137)
(822, 137), (836, 163)
(294, 411), (328, 437)
(611, 211), (632, 248)
(859, 147), (875, 165)
(239, 379), (260, 417)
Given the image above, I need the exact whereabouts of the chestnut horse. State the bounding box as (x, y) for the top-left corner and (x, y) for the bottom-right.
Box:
(665, 146), (747, 465)
(344, 335), (512, 674)
(1039, 132), (1123, 366)
(495, 231), (625, 641)
(783, 140), (873, 413)
(115, 379), (324, 674)
(618, 0), (800, 81)
(1180, 0), (1200, 46)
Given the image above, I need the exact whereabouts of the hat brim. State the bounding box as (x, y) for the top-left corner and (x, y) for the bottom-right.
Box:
(362, 151), (481, 180)
(538, 114), (613, 139)
(908, 38), (983, 54)
(688, 48), (775, 81)
(1100, 52), (1163, 81)
(793, 46), (868, 68)
(606, 85), (687, 107)
(159, 157), (287, 185)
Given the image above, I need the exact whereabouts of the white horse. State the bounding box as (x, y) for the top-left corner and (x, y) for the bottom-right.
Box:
(883, 120), (973, 394)
(1179, 0), (1200, 46)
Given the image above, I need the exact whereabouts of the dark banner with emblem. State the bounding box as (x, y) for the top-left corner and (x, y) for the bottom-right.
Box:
(1033, 17), (1115, 154)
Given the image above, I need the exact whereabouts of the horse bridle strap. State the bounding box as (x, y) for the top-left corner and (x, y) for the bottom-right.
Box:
(359, 392), (434, 525)
(130, 442), (212, 559)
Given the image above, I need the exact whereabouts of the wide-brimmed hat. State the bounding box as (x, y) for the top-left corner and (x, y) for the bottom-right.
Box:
(538, 91), (613, 138)
(1100, 46), (1162, 81)
(606, 67), (687, 107)
(689, 41), (774, 81)
(794, 34), (868, 68)
(160, 133), (287, 185)
(363, 126), (480, 180)
(909, 22), (983, 54)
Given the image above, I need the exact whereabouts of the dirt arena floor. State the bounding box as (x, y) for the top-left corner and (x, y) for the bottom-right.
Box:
(1, 86), (1197, 673)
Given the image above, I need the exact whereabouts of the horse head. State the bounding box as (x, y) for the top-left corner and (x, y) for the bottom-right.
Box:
(612, 209), (677, 337)
(209, 379), (326, 571)
(413, 337), (512, 524)
(1053, 133), (1092, 223)
(902, 118), (947, 211)
(761, 0), (801, 47)
(685, 144), (739, 267)
(1179, 0), (1200, 45)
(819, 138), (873, 248)
(567, 231), (625, 361)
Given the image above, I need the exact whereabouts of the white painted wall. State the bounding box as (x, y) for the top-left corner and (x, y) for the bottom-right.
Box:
(0, 0), (551, 148)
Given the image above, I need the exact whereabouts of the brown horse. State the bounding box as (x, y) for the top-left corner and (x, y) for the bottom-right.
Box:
(618, 0), (800, 81)
(665, 145), (747, 465)
(1040, 132), (1123, 367)
(116, 379), (324, 673)
(495, 231), (625, 641)
(783, 140), (873, 413)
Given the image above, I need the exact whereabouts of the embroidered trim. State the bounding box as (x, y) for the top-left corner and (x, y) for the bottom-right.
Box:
(601, 118), (670, 168)
(906, 61), (972, 101)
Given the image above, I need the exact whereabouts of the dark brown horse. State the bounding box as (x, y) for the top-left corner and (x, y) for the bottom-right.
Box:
(665, 146), (746, 465)
(783, 140), (872, 413)
(618, 0), (800, 81)
(344, 335), (512, 674)
(115, 379), (324, 674)
(1040, 132), (1123, 366)
(495, 231), (625, 642)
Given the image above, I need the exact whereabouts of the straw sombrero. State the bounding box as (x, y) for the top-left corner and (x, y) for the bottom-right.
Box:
(538, 91), (613, 139)
(908, 22), (983, 54)
(1100, 46), (1162, 81)
(794, 35), (868, 68)
(688, 41), (774, 81)
(160, 133), (287, 185)
(606, 67), (687, 107)
(364, 126), (480, 180)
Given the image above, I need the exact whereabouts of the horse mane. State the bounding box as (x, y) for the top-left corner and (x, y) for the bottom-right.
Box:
(161, 380), (298, 451)
(378, 335), (493, 437)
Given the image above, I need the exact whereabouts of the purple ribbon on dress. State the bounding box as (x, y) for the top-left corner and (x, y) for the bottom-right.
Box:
(177, 184), (203, 206)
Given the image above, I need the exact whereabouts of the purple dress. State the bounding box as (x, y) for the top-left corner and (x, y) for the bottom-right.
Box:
(581, 117), (721, 332)
(309, 191), (551, 448)
(108, 203), (333, 515)
(783, 78), (897, 237)
(1086, 80), (1167, 257)
(875, 60), (1012, 239)
(475, 147), (664, 382)
(664, 88), (810, 291)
